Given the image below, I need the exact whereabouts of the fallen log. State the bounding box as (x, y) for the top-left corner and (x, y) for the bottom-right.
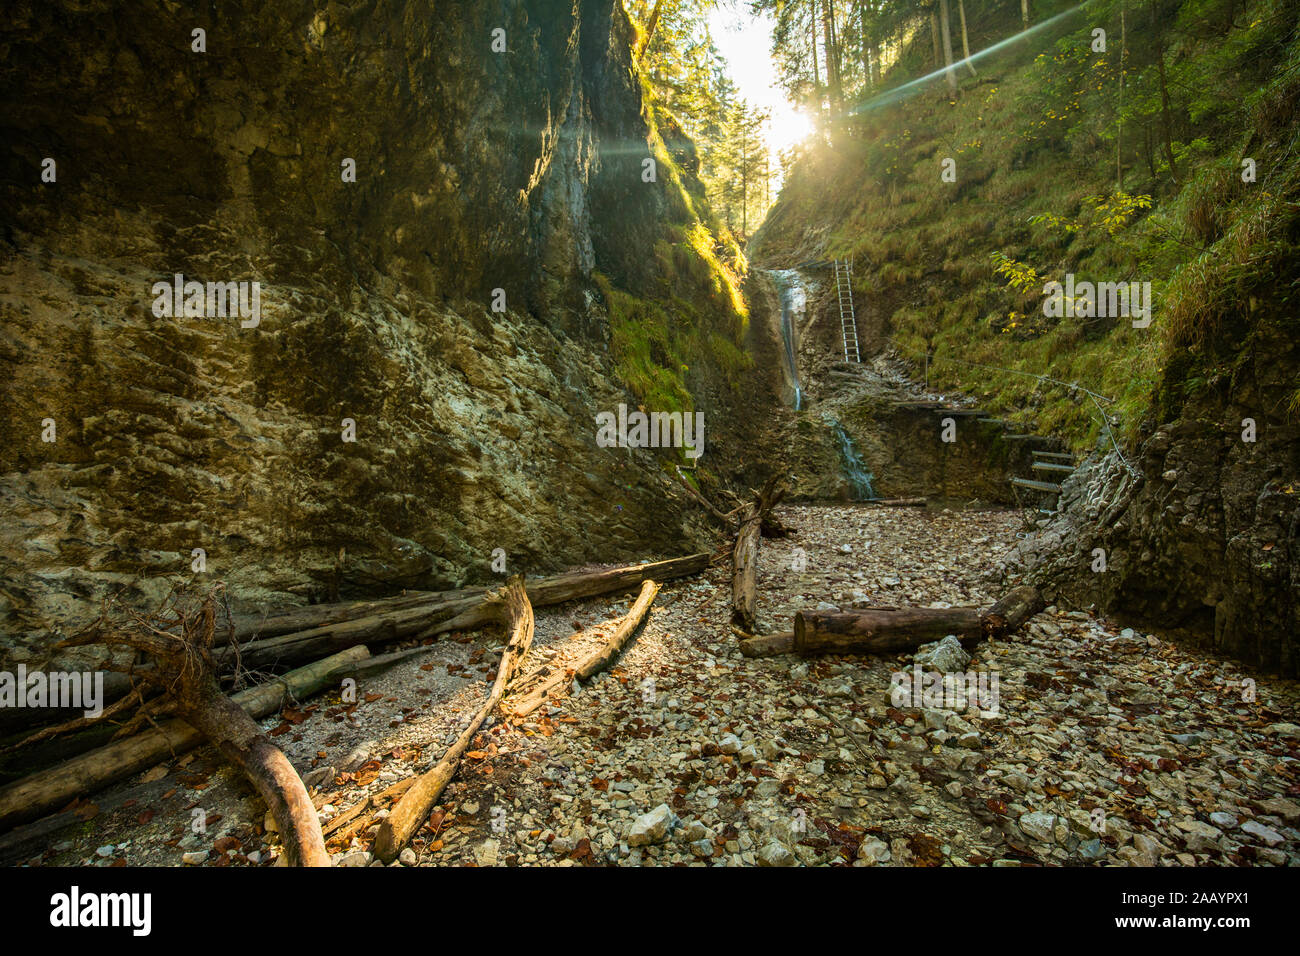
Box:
(223, 553), (708, 671)
(674, 467), (796, 539)
(373, 575), (535, 863)
(0, 777), (174, 866)
(0, 670), (142, 738)
(413, 552), (705, 641)
(228, 587), (481, 643)
(738, 632), (795, 658)
(731, 476), (786, 634)
(0, 684), (143, 757)
(218, 598), (475, 672)
(0, 645), (369, 835)
(862, 497), (927, 507)
(574, 580), (660, 680)
(511, 580), (660, 718)
(794, 607), (984, 656)
(760, 513), (796, 539)
(792, 586), (1044, 657)
(322, 778), (415, 842)
(181, 666), (331, 866)
(980, 585), (1045, 639)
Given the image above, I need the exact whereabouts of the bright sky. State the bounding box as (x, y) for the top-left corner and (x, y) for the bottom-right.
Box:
(707, 5), (812, 163)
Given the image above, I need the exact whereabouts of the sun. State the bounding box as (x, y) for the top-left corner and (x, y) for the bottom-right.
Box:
(768, 104), (813, 156)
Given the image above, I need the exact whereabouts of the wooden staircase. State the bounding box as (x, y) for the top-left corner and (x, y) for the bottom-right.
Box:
(1010, 448), (1076, 508)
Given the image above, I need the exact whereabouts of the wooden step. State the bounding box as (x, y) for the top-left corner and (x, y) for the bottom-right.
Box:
(1003, 434), (1052, 442)
(1033, 451), (1075, 462)
(892, 402), (986, 416)
(1032, 461), (1075, 474)
(1010, 477), (1063, 493)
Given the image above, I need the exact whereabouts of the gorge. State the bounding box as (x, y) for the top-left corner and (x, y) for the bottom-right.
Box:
(0, 0), (1297, 876)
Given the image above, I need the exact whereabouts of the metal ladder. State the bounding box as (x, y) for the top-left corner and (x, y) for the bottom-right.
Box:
(834, 258), (861, 363)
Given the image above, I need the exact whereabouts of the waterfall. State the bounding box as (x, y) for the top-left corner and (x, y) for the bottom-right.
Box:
(826, 417), (877, 501)
(768, 269), (804, 411)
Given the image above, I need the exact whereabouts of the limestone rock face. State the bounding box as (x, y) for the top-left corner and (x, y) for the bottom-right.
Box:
(1006, 313), (1300, 675)
(0, 1), (728, 665)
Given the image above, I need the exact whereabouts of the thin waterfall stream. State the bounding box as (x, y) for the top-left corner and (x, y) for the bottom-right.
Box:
(826, 416), (877, 501)
(767, 269), (805, 411)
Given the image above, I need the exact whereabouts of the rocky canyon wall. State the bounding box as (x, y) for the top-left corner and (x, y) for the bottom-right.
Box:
(0, 0), (745, 663)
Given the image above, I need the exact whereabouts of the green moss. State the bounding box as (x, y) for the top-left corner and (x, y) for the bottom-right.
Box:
(593, 95), (752, 421)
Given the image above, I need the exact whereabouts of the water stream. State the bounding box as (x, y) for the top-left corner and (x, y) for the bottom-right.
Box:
(826, 416), (877, 501)
(767, 269), (805, 411)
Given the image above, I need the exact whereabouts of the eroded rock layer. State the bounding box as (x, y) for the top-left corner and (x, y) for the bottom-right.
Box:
(0, 0), (741, 658)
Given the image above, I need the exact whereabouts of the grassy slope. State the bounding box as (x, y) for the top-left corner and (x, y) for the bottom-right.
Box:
(754, 0), (1300, 451)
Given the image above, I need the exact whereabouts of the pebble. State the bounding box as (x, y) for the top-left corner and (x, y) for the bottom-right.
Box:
(1241, 820), (1285, 847)
(627, 805), (675, 847)
(915, 635), (970, 674)
(858, 837), (890, 864)
(756, 842), (796, 867)
(1019, 812), (1063, 843)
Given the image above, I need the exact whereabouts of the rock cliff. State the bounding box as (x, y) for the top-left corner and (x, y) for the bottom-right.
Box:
(0, 0), (767, 661)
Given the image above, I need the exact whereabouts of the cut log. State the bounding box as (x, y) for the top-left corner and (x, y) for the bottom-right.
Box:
(731, 477), (786, 634)
(862, 497), (927, 507)
(511, 580), (660, 718)
(792, 586), (1045, 657)
(738, 632), (795, 658)
(0, 646), (369, 835)
(344, 646), (437, 680)
(373, 575), (535, 863)
(794, 607), (985, 656)
(980, 585), (1044, 640)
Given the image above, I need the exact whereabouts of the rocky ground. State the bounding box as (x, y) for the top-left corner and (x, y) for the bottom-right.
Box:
(26, 504), (1300, 867)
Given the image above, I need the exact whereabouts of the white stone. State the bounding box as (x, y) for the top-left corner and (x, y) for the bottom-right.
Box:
(627, 804), (675, 847)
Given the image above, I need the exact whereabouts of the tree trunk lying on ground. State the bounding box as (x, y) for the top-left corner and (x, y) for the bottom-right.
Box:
(792, 586), (1044, 657)
(511, 580), (660, 718)
(795, 607), (984, 655)
(0, 645), (369, 835)
(738, 632), (795, 657)
(220, 553), (708, 672)
(732, 476), (786, 635)
(373, 575), (535, 863)
(181, 677), (331, 867)
(979, 586), (1045, 640)
(228, 587), (481, 643)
